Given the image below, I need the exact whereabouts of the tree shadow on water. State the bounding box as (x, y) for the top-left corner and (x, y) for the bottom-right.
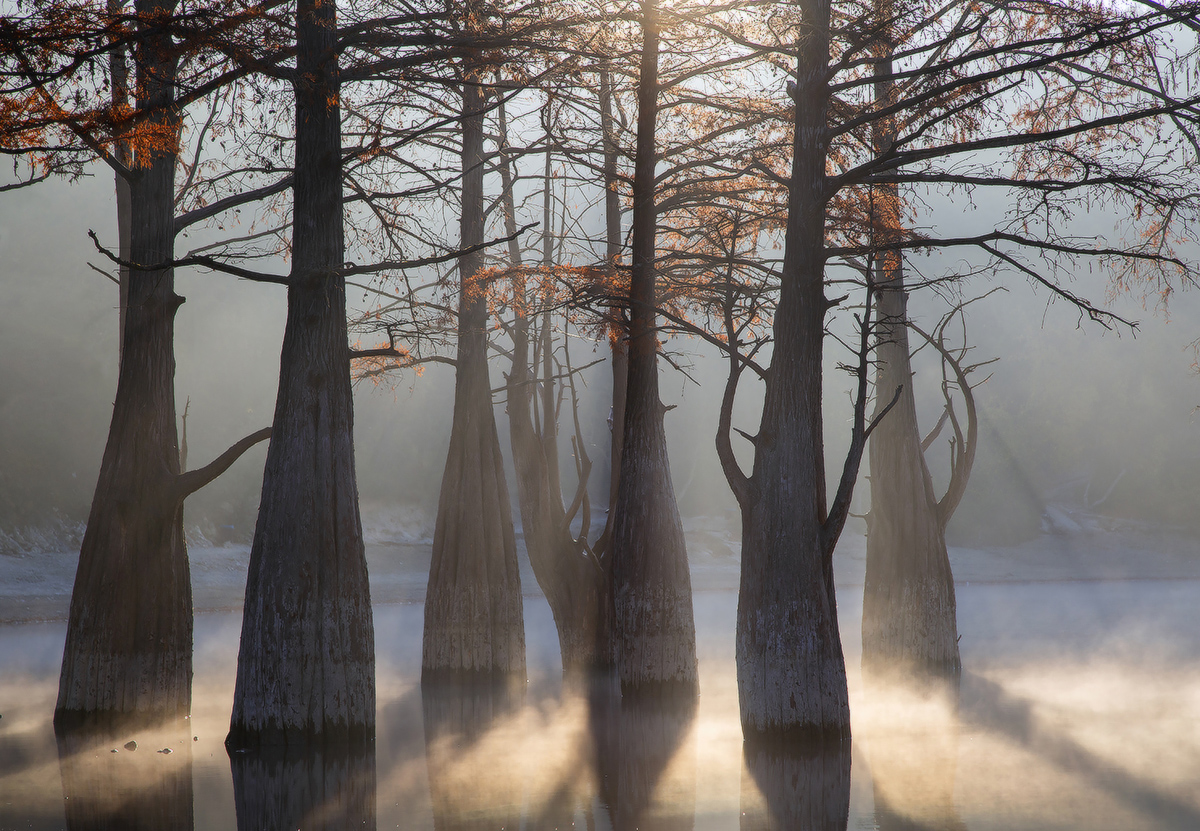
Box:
(858, 672), (966, 831)
(960, 669), (1200, 829)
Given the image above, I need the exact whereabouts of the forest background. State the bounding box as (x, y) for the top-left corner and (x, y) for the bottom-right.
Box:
(2, 166), (1197, 556)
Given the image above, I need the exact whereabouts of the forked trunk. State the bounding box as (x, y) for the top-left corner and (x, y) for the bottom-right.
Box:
(863, 281), (960, 678)
(56, 0), (189, 724)
(499, 109), (612, 676)
(735, 0), (849, 740)
(228, 0), (375, 746)
(609, 0), (698, 696)
(737, 284), (846, 739)
(422, 71), (525, 680)
(507, 335), (612, 674)
(862, 20), (960, 680)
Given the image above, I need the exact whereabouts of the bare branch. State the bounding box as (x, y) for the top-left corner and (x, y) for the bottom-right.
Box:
(175, 427), (271, 499)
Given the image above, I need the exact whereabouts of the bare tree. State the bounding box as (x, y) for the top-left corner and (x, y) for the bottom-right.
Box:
(711, 0), (1200, 742)
(420, 11), (527, 682)
(0, 0), (274, 725)
(228, 0), (376, 746)
(607, 0), (699, 696)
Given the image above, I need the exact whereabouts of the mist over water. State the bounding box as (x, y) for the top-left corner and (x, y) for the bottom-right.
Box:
(4, 567), (1200, 829)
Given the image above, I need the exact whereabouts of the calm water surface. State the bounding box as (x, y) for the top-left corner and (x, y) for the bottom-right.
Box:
(3, 580), (1200, 830)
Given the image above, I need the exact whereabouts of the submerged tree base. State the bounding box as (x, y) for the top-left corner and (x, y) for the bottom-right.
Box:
(862, 574), (962, 682)
(224, 721), (376, 753)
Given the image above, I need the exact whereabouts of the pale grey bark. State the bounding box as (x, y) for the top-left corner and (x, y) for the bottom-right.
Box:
(862, 17), (961, 681)
(733, 0), (851, 741)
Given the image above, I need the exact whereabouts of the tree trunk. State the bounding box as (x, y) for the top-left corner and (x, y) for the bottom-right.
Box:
(609, 0), (698, 696)
(736, 0), (849, 741)
(497, 106), (611, 676)
(506, 318), (611, 674)
(507, 336), (612, 673)
(228, 0), (375, 747)
(422, 70), (525, 680)
(108, 0), (132, 367)
(862, 23), (960, 681)
(863, 278), (961, 678)
(601, 63), (627, 520)
(56, 0), (189, 724)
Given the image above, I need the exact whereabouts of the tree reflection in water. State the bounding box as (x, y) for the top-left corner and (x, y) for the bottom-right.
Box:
(418, 673), (698, 830)
(229, 738), (376, 830)
(56, 716), (194, 831)
(421, 675), (525, 831)
(591, 680), (698, 831)
(860, 673), (966, 831)
(738, 737), (851, 831)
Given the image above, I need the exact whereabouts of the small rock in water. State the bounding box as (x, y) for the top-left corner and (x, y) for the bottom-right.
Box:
(124, 741), (137, 751)
(157, 748), (172, 754)
(110, 749), (118, 753)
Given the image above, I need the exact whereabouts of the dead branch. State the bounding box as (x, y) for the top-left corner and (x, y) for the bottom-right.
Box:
(175, 427), (271, 499)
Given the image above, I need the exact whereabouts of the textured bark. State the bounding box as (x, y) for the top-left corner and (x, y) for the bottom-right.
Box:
(228, 0), (375, 747)
(230, 742), (377, 831)
(862, 24), (961, 681)
(863, 281), (961, 679)
(421, 676), (524, 831)
(609, 0), (698, 696)
(590, 681), (698, 831)
(736, 0), (849, 741)
(739, 740), (851, 831)
(422, 71), (525, 680)
(56, 0), (189, 723)
(507, 323), (612, 674)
